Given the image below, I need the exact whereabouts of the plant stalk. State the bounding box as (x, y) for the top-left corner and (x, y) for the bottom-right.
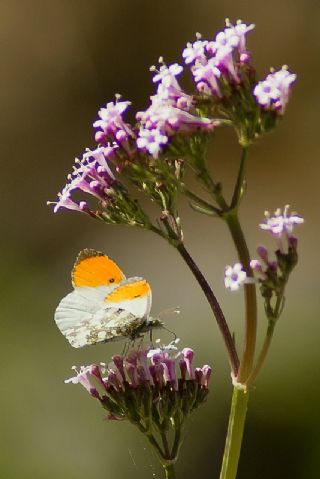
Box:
(230, 147), (247, 209)
(247, 320), (275, 387)
(219, 387), (249, 479)
(163, 463), (176, 479)
(224, 213), (257, 383)
(177, 242), (240, 376)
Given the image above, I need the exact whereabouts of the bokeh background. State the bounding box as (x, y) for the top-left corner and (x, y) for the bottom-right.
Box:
(1, 1), (319, 478)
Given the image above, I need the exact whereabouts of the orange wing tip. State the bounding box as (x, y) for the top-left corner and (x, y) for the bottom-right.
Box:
(75, 249), (105, 265)
(72, 249), (125, 288)
(105, 280), (151, 302)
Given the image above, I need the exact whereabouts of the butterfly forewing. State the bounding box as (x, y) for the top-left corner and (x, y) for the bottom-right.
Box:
(72, 249), (125, 288)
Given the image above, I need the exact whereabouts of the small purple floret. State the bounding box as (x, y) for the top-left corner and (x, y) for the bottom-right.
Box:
(65, 345), (213, 401)
(182, 348), (195, 379)
(254, 68), (296, 113)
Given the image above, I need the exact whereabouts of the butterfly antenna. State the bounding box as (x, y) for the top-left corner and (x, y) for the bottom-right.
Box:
(162, 325), (177, 342)
(157, 306), (181, 320)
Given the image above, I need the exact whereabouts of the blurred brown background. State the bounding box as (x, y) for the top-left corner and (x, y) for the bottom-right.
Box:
(1, 1), (319, 478)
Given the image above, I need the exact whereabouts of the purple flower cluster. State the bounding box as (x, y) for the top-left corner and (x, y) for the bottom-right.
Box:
(259, 205), (303, 251)
(48, 146), (116, 214)
(66, 344), (212, 463)
(250, 245), (279, 281)
(253, 68), (297, 113)
(250, 206), (303, 318)
(251, 205), (303, 271)
(182, 20), (254, 96)
(93, 98), (136, 156)
(66, 345), (212, 402)
(136, 60), (214, 158)
(49, 19), (297, 216)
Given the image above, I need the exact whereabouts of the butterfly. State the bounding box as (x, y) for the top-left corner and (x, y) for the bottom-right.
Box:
(54, 249), (162, 348)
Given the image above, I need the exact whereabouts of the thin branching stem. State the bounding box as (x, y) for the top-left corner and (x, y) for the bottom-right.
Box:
(158, 211), (240, 375)
(183, 187), (222, 215)
(176, 242), (239, 375)
(246, 321), (275, 387)
(230, 147), (247, 209)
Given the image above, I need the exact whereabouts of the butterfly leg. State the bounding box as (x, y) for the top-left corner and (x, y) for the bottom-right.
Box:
(162, 325), (177, 342)
(121, 340), (130, 357)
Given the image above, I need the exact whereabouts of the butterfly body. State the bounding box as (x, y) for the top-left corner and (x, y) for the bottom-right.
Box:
(54, 249), (162, 348)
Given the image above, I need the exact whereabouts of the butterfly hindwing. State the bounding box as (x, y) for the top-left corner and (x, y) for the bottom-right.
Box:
(55, 292), (146, 348)
(104, 277), (152, 317)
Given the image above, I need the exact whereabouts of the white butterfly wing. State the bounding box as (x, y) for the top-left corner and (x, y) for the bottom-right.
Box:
(54, 264), (153, 348)
(54, 286), (148, 348)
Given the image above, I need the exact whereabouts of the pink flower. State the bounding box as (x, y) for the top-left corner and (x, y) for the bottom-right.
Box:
(254, 67), (296, 113)
(187, 19), (254, 95)
(224, 263), (247, 291)
(192, 59), (222, 96)
(48, 146), (117, 215)
(65, 366), (100, 396)
(93, 98), (135, 145)
(48, 184), (90, 214)
(152, 62), (183, 85)
(137, 128), (168, 158)
(182, 347), (195, 379)
(182, 38), (208, 65)
(227, 21), (255, 52)
(260, 205), (304, 238)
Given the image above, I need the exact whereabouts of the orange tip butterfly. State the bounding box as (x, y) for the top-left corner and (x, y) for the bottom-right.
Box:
(54, 249), (162, 348)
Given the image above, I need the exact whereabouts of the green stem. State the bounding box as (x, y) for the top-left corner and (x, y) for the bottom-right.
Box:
(246, 279), (284, 386)
(247, 320), (275, 387)
(171, 423), (183, 459)
(161, 431), (171, 458)
(225, 213), (257, 383)
(163, 463), (176, 479)
(219, 387), (249, 479)
(230, 148), (247, 209)
(145, 433), (166, 461)
(183, 187), (222, 215)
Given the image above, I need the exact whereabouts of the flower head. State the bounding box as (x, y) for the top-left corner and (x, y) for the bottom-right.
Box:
(192, 59), (222, 96)
(253, 67), (296, 113)
(93, 96), (136, 151)
(260, 205), (304, 238)
(152, 62), (183, 85)
(66, 345), (212, 460)
(48, 146), (116, 216)
(135, 58), (214, 158)
(67, 344), (211, 397)
(182, 37), (208, 65)
(224, 263), (247, 291)
(137, 127), (168, 158)
(252, 206), (303, 319)
(65, 365), (99, 396)
(186, 19), (254, 97)
(48, 145), (153, 228)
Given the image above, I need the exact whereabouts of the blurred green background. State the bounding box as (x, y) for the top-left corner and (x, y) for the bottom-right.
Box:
(1, 1), (319, 478)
